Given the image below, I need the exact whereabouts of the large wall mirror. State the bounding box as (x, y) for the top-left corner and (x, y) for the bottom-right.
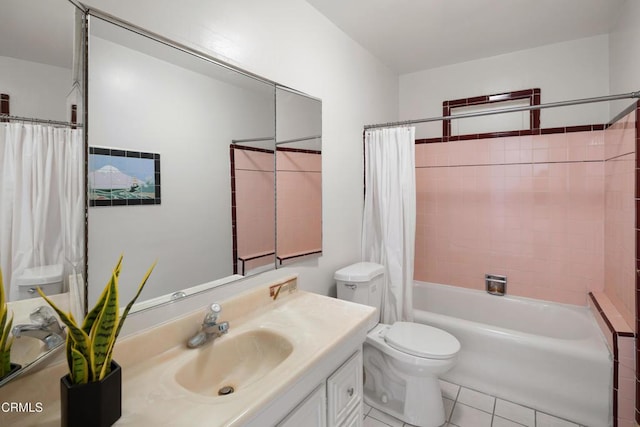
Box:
(275, 87), (322, 266)
(0, 0), (86, 383)
(0, 4), (323, 387)
(87, 14), (276, 307)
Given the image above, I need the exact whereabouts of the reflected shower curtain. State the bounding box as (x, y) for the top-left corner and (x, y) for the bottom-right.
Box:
(0, 123), (84, 300)
(362, 127), (416, 324)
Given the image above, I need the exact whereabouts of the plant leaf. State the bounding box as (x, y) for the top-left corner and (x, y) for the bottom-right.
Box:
(0, 310), (10, 352)
(0, 310), (12, 377)
(36, 288), (92, 376)
(104, 260), (156, 369)
(91, 270), (119, 381)
(0, 267), (6, 313)
(82, 254), (123, 336)
(69, 347), (89, 384)
(0, 351), (9, 377)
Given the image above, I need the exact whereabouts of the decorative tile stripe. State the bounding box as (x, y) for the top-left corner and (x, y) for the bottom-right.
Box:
(416, 123), (606, 144)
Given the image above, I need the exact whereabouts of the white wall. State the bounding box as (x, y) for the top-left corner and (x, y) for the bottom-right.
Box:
(82, 0), (398, 303)
(399, 35), (610, 138)
(609, 0), (640, 119)
(0, 56), (71, 121)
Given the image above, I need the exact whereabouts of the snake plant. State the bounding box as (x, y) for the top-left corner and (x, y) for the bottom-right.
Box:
(0, 268), (14, 378)
(38, 255), (156, 385)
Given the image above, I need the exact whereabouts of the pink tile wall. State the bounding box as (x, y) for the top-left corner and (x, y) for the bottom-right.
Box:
(618, 336), (636, 424)
(235, 150), (275, 271)
(276, 151), (322, 257)
(415, 131), (605, 305)
(604, 110), (637, 328)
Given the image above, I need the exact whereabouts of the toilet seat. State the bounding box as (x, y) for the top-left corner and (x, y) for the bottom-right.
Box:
(384, 322), (460, 359)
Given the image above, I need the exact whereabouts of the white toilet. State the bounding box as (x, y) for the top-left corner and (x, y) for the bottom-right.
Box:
(16, 264), (65, 300)
(335, 262), (460, 427)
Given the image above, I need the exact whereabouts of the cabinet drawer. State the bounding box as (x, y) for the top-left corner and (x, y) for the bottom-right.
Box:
(327, 351), (363, 426)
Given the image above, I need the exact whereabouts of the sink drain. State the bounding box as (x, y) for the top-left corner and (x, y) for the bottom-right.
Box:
(218, 386), (235, 396)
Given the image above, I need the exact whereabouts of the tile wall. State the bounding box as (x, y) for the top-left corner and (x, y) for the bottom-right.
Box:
(604, 109), (637, 328)
(231, 147), (275, 273)
(415, 130), (605, 305)
(276, 149), (322, 261)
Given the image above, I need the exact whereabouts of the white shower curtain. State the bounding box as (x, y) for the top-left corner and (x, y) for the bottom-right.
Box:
(0, 123), (84, 301)
(362, 127), (416, 324)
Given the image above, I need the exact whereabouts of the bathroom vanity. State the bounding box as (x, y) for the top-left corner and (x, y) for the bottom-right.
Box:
(0, 276), (375, 426)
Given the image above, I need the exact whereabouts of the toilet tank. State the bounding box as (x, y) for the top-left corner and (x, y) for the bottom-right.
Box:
(335, 262), (384, 324)
(16, 264), (64, 300)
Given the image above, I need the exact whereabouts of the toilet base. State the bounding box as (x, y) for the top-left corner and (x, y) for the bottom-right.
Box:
(363, 340), (447, 427)
(364, 377), (445, 427)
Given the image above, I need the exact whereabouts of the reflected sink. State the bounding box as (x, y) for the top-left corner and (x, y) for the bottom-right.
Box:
(11, 334), (64, 367)
(175, 329), (293, 397)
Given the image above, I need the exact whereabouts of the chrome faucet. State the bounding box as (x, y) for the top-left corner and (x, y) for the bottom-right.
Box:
(12, 306), (66, 350)
(187, 303), (229, 348)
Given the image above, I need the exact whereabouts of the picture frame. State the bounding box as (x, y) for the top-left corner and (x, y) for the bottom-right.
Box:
(89, 147), (161, 207)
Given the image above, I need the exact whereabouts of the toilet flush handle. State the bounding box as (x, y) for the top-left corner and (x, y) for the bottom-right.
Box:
(344, 283), (357, 290)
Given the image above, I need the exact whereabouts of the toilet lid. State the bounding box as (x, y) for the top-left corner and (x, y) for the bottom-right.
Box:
(384, 322), (460, 359)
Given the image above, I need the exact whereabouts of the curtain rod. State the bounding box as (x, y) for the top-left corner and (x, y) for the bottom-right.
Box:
(0, 114), (83, 128)
(364, 91), (640, 130)
(276, 134), (321, 145)
(231, 137), (274, 144)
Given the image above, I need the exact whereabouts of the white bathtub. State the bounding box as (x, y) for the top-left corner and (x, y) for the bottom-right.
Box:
(413, 281), (612, 427)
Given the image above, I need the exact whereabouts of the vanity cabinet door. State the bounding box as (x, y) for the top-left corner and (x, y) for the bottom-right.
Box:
(277, 383), (327, 427)
(327, 351), (363, 427)
(340, 405), (362, 427)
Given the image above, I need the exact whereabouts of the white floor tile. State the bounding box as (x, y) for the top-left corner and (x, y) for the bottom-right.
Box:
(494, 400), (535, 427)
(363, 403), (373, 416)
(493, 415), (526, 427)
(364, 415), (392, 427)
(365, 379), (583, 427)
(457, 387), (495, 413)
(450, 403), (493, 427)
(535, 412), (579, 427)
(368, 408), (405, 427)
(439, 379), (461, 400)
(444, 398), (455, 421)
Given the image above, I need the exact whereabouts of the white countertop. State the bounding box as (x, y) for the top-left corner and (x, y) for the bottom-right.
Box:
(0, 277), (376, 427)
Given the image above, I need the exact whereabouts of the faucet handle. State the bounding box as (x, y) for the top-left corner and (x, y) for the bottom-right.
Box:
(203, 303), (222, 325)
(210, 303), (221, 315)
(30, 306), (57, 325)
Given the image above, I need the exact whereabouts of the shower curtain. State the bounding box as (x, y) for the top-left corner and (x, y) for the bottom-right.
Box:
(0, 123), (84, 301)
(362, 127), (416, 324)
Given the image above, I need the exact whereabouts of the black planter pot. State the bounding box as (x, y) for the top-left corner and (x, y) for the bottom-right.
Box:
(60, 361), (122, 427)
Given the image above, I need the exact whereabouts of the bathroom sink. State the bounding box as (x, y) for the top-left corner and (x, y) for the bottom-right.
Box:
(174, 329), (293, 397)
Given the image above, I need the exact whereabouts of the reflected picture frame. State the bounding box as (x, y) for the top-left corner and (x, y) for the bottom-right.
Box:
(89, 147), (161, 207)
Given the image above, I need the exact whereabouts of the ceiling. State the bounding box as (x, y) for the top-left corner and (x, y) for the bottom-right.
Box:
(0, 0), (76, 69)
(306, 0), (624, 74)
(0, 1), (624, 75)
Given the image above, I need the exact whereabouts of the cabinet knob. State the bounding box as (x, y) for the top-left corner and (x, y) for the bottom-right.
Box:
(347, 387), (354, 397)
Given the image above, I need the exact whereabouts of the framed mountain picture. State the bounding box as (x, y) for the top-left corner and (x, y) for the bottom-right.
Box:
(89, 147), (161, 207)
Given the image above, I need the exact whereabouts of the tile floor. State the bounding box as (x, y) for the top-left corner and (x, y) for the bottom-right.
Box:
(362, 380), (586, 427)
